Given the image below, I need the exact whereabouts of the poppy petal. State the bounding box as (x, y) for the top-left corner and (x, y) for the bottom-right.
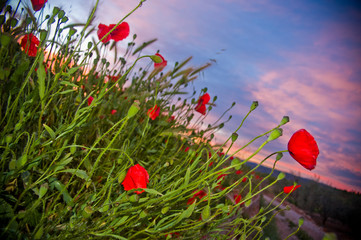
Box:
(288, 129), (319, 170)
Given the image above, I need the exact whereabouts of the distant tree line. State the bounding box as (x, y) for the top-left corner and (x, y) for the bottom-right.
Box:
(268, 175), (361, 238)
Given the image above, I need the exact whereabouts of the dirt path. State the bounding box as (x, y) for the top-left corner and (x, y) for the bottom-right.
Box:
(262, 194), (325, 240)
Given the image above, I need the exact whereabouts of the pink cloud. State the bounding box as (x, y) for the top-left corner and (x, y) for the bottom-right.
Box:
(244, 34), (361, 192)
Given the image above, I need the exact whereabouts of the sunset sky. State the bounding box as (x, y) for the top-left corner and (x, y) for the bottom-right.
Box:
(15, 0), (361, 192)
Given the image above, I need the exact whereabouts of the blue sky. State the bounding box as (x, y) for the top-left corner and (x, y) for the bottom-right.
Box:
(17, 0), (361, 192)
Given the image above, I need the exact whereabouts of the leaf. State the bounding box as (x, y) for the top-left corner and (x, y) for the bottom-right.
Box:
(49, 177), (73, 206)
(172, 56), (193, 74)
(59, 81), (79, 88)
(43, 124), (56, 139)
(190, 63), (211, 77)
(143, 188), (163, 196)
(99, 199), (110, 212)
(112, 216), (129, 227)
(162, 91), (188, 96)
(34, 225), (43, 239)
(60, 169), (89, 180)
(183, 167), (190, 187)
(39, 183), (48, 199)
(322, 233), (337, 240)
(132, 38), (157, 55)
(161, 207), (169, 214)
(182, 201), (196, 218)
(16, 155), (27, 169)
(58, 89), (76, 94)
(231, 158), (241, 170)
(91, 233), (128, 240)
(63, 65), (83, 76)
(52, 154), (73, 172)
(36, 55), (46, 101)
(245, 192), (252, 207)
(201, 205), (211, 221)
(9, 160), (16, 170)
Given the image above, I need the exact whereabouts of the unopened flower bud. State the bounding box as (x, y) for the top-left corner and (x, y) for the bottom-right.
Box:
(280, 116), (290, 126)
(276, 152), (283, 160)
(277, 172), (285, 180)
(231, 132), (238, 142)
(127, 102), (140, 118)
(250, 101), (258, 111)
(298, 217), (304, 227)
(267, 128), (283, 142)
(149, 55), (163, 63)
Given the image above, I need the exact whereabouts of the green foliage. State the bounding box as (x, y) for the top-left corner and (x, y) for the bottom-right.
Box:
(0, 1), (302, 239)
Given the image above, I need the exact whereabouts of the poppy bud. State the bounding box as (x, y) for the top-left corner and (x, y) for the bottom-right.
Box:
(277, 172), (285, 180)
(127, 103), (139, 118)
(298, 217), (304, 227)
(267, 128), (283, 142)
(150, 54), (162, 64)
(276, 152), (283, 160)
(280, 116), (290, 126)
(250, 101), (258, 111)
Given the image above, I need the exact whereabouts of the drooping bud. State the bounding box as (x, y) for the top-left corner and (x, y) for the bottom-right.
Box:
(149, 54), (163, 64)
(276, 152), (283, 161)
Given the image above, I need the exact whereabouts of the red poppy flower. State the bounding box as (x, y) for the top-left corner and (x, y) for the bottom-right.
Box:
(31, 0), (47, 11)
(111, 110), (117, 115)
(283, 185), (301, 194)
(236, 170), (242, 175)
(217, 174), (227, 181)
(234, 194), (242, 204)
(35, 62), (48, 74)
(97, 22), (130, 43)
(121, 164), (149, 194)
(108, 75), (119, 82)
(165, 232), (180, 238)
(97, 24), (112, 43)
(217, 152), (225, 157)
(184, 147), (190, 152)
(215, 184), (225, 191)
(167, 115), (175, 122)
(209, 161), (214, 167)
(288, 129), (319, 170)
(242, 177), (247, 182)
(195, 93), (210, 115)
(87, 96), (94, 106)
(154, 53), (167, 69)
(108, 22), (130, 41)
(187, 190), (207, 205)
(147, 105), (160, 120)
(20, 33), (40, 57)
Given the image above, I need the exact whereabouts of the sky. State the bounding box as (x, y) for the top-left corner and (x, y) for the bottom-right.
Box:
(15, 0), (361, 192)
